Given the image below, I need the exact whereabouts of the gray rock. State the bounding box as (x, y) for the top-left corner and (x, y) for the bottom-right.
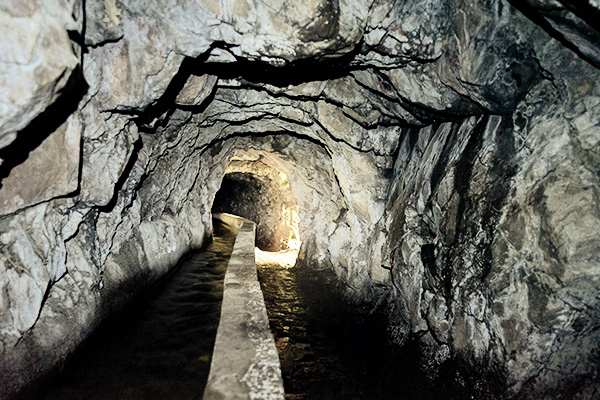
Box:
(513, 0), (600, 69)
(175, 74), (218, 106)
(85, 0), (124, 46)
(0, 0), (599, 398)
(0, 114), (81, 215)
(0, 0), (82, 146)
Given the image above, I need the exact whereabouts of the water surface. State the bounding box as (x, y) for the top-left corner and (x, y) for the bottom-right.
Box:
(257, 263), (488, 400)
(44, 219), (239, 400)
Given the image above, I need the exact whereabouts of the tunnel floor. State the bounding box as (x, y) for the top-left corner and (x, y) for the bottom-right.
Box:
(42, 219), (239, 400)
(257, 262), (490, 400)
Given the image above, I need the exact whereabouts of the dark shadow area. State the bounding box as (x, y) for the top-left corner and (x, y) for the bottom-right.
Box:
(115, 38), (363, 140)
(133, 53), (213, 133)
(19, 218), (239, 400)
(212, 172), (282, 251)
(128, 41), (361, 134)
(559, 0), (600, 34)
(257, 263), (504, 400)
(200, 46), (359, 87)
(0, 68), (89, 188)
(97, 137), (143, 213)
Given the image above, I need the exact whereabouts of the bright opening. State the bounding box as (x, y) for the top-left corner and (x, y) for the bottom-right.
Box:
(212, 156), (302, 268)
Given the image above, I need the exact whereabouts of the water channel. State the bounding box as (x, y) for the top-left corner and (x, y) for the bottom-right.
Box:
(41, 217), (482, 400)
(257, 263), (475, 400)
(43, 219), (239, 400)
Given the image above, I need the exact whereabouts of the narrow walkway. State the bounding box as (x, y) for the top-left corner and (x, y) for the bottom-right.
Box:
(204, 216), (284, 400)
(43, 219), (239, 400)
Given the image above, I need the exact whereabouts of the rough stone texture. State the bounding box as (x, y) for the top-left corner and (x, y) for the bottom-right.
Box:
(213, 160), (300, 251)
(204, 216), (285, 400)
(0, 0), (82, 148)
(512, 0), (600, 69)
(0, 0), (599, 398)
(0, 114), (81, 215)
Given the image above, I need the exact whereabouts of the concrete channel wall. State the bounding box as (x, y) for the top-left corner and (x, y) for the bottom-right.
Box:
(204, 214), (285, 400)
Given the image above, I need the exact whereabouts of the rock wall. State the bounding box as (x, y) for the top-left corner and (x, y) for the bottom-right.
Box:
(0, 0), (599, 398)
(369, 19), (600, 397)
(212, 160), (300, 251)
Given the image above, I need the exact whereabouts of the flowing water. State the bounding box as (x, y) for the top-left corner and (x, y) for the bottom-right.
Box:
(257, 263), (482, 400)
(41, 218), (487, 400)
(43, 219), (239, 400)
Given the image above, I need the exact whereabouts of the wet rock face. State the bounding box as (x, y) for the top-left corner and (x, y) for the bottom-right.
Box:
(1, 0), (599, 398)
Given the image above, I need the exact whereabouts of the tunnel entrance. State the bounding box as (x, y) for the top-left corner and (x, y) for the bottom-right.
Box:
(212, 157), (301, 266)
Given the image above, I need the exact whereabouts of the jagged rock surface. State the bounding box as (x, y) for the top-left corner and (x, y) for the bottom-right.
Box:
(0, 0), (599, 398)
(212, 160), (300, 251)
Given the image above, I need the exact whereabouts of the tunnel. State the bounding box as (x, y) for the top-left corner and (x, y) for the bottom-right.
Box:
(211, 157), (301, 253)
(1, 1), (600, 399)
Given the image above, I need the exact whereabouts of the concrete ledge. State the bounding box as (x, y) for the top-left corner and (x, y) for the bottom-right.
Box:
(204, 219), (285, 400)
(212, 212), (248, 230)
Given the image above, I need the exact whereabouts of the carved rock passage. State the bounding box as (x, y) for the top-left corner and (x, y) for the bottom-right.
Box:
(0, 0), (599, 398)
(212, 159), (300, 252)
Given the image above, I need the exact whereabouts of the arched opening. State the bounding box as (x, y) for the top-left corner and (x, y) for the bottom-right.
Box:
(212, 156), (301, 267)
